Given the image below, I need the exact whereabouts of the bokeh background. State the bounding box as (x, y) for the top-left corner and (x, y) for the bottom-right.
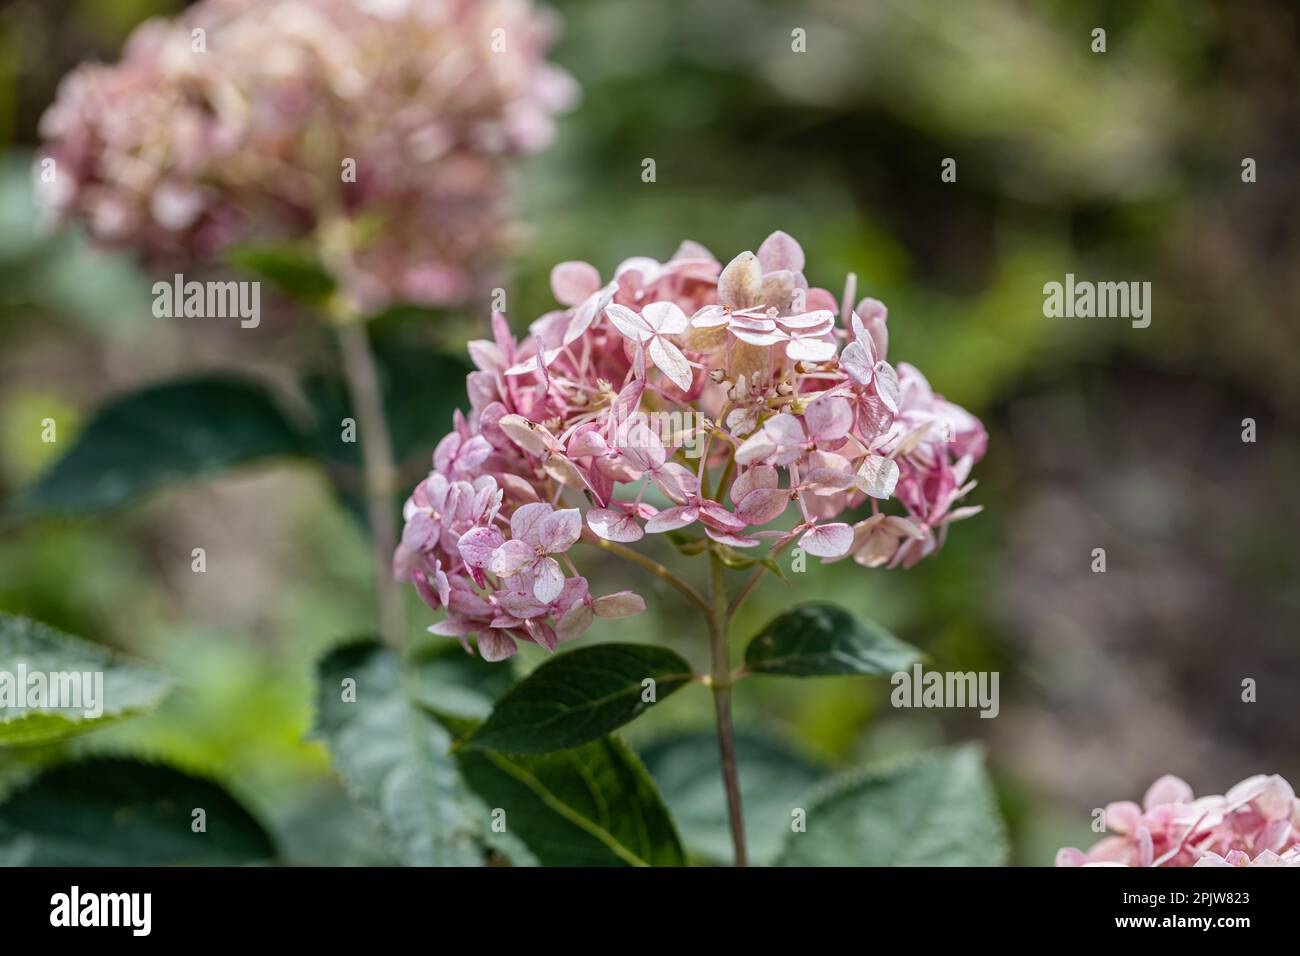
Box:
(1, 0), (1297, 864)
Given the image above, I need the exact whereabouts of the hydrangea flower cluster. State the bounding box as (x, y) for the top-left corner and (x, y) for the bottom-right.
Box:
(394, 231), (987, 661)
(37, 0), (576, 310)
(1056, 773), (1300, 867)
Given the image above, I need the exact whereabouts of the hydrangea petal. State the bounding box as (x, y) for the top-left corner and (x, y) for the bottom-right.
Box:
(586, 507), (644, 542)
(532, 555), (565, 604)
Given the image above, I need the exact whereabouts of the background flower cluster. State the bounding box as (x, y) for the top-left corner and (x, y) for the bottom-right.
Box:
(37, 0), (577, 310)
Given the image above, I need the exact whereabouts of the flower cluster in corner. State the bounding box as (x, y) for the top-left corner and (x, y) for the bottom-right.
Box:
(394, 231), (988, 661)
(36, 0), (577, 311)
(1056, 773), (1300, 867)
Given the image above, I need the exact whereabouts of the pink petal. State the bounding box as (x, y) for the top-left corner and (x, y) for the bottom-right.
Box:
(642, 300), (688, 335)
(804, 396), (853, 442)
(412, 569), (444, 609)
(524, 618), (559, 653)
(778, 309), (834, 330)
(736, 486), (791, 526)
(538, 507), (582, 553)
(551, 261), (601, 307)
(799, 522), (854, 558)
(734, 429), (778, 466)
(651, 461), (698, 505)
(620, 420), (666, 471)
(802, 465), (856, 494)
(615, 256), (661, 283)
(604, 303), (654, 342)
(730, 464), (779, 504)
(729, 313), (777, 332)
(690, 305), (730, 328)
(717, 251), (763, 310)
(457, 526), (505, 568)
(489, 539), (536, 578)
(698, 499), (747, 533)
(856, 297), (888, 325)
(1144, 775), (1194, 810)
(1103, 801), (1142, 835)
(764, 412), (805, 447)
(756, 230), (805, 273)
(872, 361), (901, 413)
(806, 287), (839, 312)
(477, 631), (518, 662)
(458, 436), (492, 471)
(498, 414), (552, 456)
(644, 505), (700, 533)
(856, 454), (900, 499)
(648, 336), (694, 392)
(586, 507), (644, 543)
(705, 528), (761, 548)
(400, 511), (439, 552)
(731, 327), (785, 347)
(611, 379), (646, 422)
(429, 617), (476, 638)
(841, 340), (874, 386)
(1258, 819), (1292, 852)
(564, 282), (616, 346)
(498, 589), (550, 619)
(555, 602), (595, 642)
(532, 556), (566, 604)
(1256, 775), (1297, 820)
(567, 430), (609, 458)
(785, 336), (837, 363)
(1054, 848), (1088, 867)
(592, 591), (646, 618)
(510, 501), (553, 545)
(432, 432), (462, 474)
(1136, 826), (1154, 867)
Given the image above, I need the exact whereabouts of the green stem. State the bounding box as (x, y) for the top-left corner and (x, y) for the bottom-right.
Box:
(581, 533), (711, 615)
(708, 551), (748, 867)
(336, 321), (405, 649)
(727, 536), (795, 621)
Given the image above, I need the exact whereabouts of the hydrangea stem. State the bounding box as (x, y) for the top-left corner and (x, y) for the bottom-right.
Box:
(336, 321), (405, 649)
(581, 532), (710, 615)
(708, 551), (748, 867)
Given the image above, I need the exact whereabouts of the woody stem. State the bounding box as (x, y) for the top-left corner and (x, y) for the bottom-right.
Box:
(336, 321), (405, 650)
(708, 550), (748, 867)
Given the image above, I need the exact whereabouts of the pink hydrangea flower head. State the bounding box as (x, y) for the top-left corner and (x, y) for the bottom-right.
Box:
(1056, 773), (1300, 867)
(396, 231), (987, 660)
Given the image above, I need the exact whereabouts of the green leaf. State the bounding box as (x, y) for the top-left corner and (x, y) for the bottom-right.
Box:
(0, 757), (275, 865)
(713, 544), (758, 570)
(455, 734), (686, 866)
(666, 531), (709, 556)
(0, 614), (172, 746)
(274, 782), (400, 866)
(406, 641), (516, 721)
(227, 243), (335, 304)
(313, 640), (532, 866)
(744, 602), (921, 677)
(775, 746), (1008, 866)
(13, 376), (305, 515)
(466, 644), (693, 754)
(640, 730), (825, 865)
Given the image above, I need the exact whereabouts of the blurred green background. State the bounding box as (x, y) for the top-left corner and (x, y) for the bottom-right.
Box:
(1, 0), (1297, 864)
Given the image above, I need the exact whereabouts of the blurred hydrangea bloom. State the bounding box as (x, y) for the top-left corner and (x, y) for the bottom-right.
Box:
(394, 231), (987, 661)
(37, 0), (577, 311)
(1056, 773), (1300, 867)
